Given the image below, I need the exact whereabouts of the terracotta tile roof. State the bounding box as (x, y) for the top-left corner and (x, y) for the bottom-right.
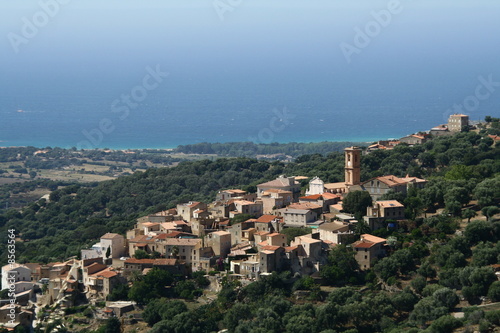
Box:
(261, 245), (280, 251)
(488, 135), (500, 141)
(210, 231), (231, 236)
(154, 233), (170, 240)
(324, 182), (348, 189)
(233, 200), (256, 205)
(331, 203), (343, 211)
(258, 176), (298, 188)
(284, 246), (298, 252)
(294, 235), (320, 244)
(289, 202), (322, 210)
(360, 234), (386, 244)
(125, 258), (156, 264)
(255, 215), (279, 223)
(376, 200), (404, 208)
(319, 222), (348, 232)
(224, 189), (246, 194)
(363, 175), (426, 188)
(300, 194), (323, 200)
(92, 270), (118, 278)
(129, 235), (154, 243)
(262, 189), (293, 194)
(354, 241), (376, 249)
(161, 222), (180, 230)
(268, 233), (282, 238)
(187, 201), (202, 208)
(142, 222), (159, 227)
(320, 192), (340, 200)
(101, 233), (123, 239)
(153, 259), (177, 266)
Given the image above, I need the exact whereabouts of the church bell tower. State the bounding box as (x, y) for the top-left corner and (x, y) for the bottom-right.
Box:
(344, 147), (361, 186)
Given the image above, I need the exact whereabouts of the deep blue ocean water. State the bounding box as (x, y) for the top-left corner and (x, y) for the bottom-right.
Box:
(1, 73), (498, 150)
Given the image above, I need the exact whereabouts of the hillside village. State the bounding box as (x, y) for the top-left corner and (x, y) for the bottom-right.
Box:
(1, 114), (499, 332)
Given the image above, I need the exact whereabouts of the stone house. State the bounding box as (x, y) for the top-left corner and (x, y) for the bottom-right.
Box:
(253, 214), (283, 233)
(1, 264), (31, 291)
(448, 114), (469, 132)
(353, 234), (387, 270)
(259, 189), (293, 214)
(279, 208), (318, 227)
(230, 200), (263, 218)
(100, 233), (126, 259)
(257, 175), (301, 201)
(318, 222), (354, 244)
(177, 201), (207, 222)
(299, 193), (340, 213)
(205, 231), (232, 257)
(399, 134), (428, 146)
(360, 175), (427, 201)
(365, 200), (405, 230)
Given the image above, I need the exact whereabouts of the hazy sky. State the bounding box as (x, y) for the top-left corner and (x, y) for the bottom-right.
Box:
(2, 0), (499, 80)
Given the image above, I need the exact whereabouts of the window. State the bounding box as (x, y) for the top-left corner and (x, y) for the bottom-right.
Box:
(365, 255), (367, 260)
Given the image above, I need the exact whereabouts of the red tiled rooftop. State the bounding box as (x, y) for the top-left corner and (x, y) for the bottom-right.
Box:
(300, 194), (322, 200)
(255, 215), (279, 223)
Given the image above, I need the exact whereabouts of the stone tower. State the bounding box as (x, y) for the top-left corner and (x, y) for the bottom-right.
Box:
(344, 147), (361, 186)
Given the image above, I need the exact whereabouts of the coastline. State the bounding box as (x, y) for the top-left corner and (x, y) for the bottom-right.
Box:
(0, 138), (383, 151)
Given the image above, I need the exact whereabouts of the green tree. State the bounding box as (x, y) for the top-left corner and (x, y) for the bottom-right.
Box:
(143, 298), (188, 326)
(429, 315), (462, 333)
(321, 245), (359, 286)
(463, 209), (477, 222)
(391, 288), (419, 313)
(342, 191), (372, 216)
(107, 283), (130, 301)
(128, 268), (174, 304)
(410, 297), (449, 326)
(223, 303), (253, 331)
(474, 176), (500, 208)
(464, 220), (495, 245)
(105, 246), (111, 259)
(98, 317), (121, 333)
(482, 206), (500, 221)
(487, 281), (500, 302)
(432, 287), (459, 310)
(445, 165), (473, 180)
(134, 249), (150, 259)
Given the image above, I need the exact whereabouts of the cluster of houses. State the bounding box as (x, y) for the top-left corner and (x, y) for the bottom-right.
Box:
(1, 139), (436, 330)
(367, 113), (470, 152)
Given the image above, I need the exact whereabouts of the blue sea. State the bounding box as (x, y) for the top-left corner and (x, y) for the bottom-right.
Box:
(1, 71), (498, 150)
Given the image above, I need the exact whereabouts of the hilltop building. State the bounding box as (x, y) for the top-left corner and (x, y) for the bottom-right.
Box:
(448, 114), (469, 132)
